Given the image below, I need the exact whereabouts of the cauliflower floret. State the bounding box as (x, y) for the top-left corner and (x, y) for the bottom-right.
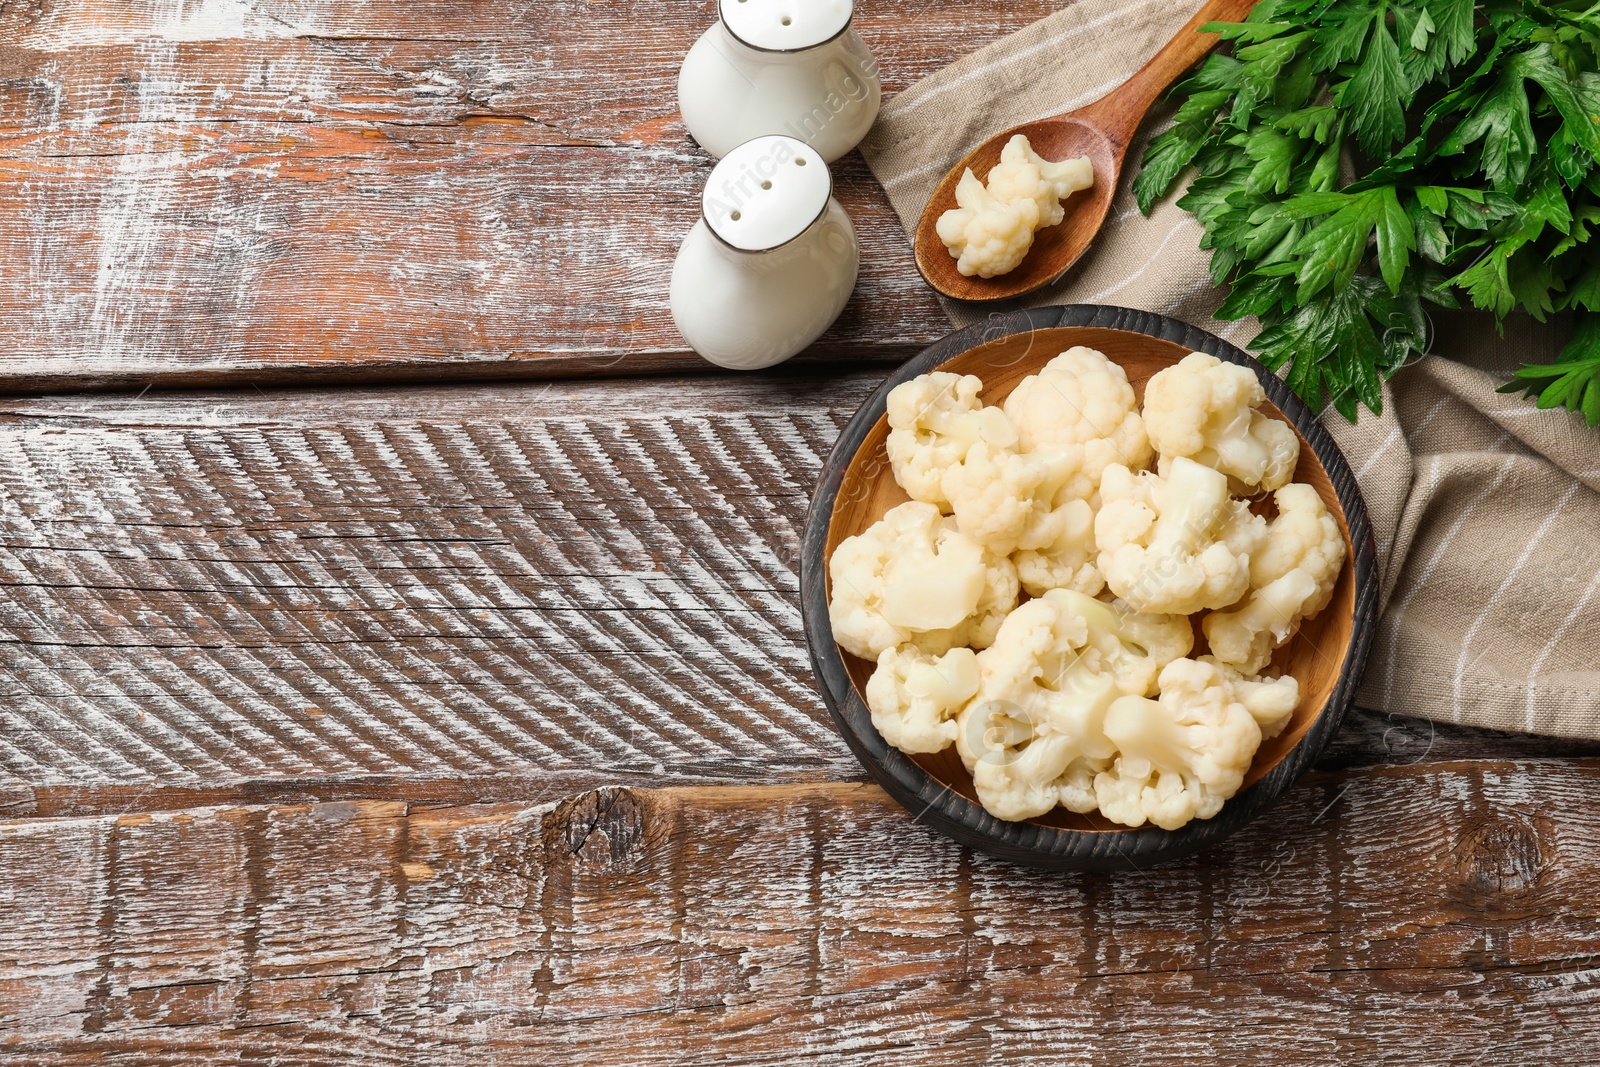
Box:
(1095, 457), (1267, 615)
(942, 441), (1085, 557)
(1245, 483), (1347, 592)
(954, 596), (1121, 821)
(1013, 496), (1103, 597)
(975, 730), (1114, 822)
(828, 501), (1018, 661)
(1203, 483), (1347, 674)
(1050, 754), (1113, 815)
(1000, 134), (1095, 208)
(1143, 352), (1301, 492)
(1200, 656), (1301, 739)
(1093, 658), (1268, 830)
(865, 645), (981, 754)
(1002, 347), (1153, 501)
(982, 136), (1096, 232)
(934, 137), (1096, 280)
(886, 372), (1018, 509)
(984, 159), (1062, 229)
(935, 168), (1039, 279)
(938, 545), (1022, 652)
(1042, 589), (1193, 697)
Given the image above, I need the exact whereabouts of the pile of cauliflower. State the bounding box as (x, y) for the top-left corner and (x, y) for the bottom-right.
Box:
(936, 135), (1095, 279)
(828, 348), (1346, 831)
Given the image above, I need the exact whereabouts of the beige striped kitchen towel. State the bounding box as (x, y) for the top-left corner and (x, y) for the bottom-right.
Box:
(859, 0), (1600, 738)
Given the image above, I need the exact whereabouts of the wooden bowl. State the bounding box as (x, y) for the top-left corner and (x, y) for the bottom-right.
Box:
(800, 305), (1379, 871)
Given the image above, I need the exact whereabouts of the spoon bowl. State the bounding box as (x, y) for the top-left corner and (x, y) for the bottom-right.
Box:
(912, 0), (1258, 303)
(914, 116), (1121, 304)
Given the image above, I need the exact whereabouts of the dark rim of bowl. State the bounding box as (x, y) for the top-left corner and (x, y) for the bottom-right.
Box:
(799, 304), (1380, 872)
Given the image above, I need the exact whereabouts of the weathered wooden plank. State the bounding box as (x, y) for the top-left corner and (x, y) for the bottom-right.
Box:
(0, 375), (1592, 807)
(0, 0), (1067, 389)
(0, 142), (935, 390)
(0, 371), (884, 426)
(0, 377), (862, 788)
(2, 0), (1065, 144)
(3, 766), (1599, 1063)
(8, 700), (1598, 818)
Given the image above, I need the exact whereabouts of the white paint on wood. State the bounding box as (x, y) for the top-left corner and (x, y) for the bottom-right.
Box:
(0, 392), (852, 785)
(24, 0), (298, 46)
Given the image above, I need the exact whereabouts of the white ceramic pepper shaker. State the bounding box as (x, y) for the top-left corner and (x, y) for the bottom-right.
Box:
(678, 0), (881, 163)
(670, 135), (859, 371)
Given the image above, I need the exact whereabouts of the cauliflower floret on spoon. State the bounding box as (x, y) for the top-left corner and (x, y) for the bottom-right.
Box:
(935, 169), (1041, 279)
(1003, 347), (1152, 501)
(865, 645), (981, 754)
(886, 372), (1018, 510)
(935, 136), (1095, 279)
(991, 134), (1094, 226)
(1203, 483), (1347, 675)
(1142, 352), (1301, 492)
(1095, 456), (1266, 615)
(955, 594), (1121, 821)
(828, 501), (1019, 661)
(1093, 657), (1296, 831)
(984, 158), (1061, 229)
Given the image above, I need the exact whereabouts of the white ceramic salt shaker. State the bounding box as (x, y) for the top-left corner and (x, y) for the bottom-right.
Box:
(678, 0), (881, 163)
(671, 135), (859, 371)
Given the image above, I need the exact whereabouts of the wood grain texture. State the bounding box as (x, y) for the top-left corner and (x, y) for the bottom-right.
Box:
(0, 375), (873, 792)
(0, 0), (1067, 391)
(11, 701), (1600, 818)
(4, 766), (1600, 1064)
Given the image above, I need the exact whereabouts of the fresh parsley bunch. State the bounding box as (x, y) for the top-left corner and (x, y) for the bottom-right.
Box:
(1136, 0), (1600, 424)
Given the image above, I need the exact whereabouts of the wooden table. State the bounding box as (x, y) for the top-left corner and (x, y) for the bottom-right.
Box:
(4, 2), (1600, 1063)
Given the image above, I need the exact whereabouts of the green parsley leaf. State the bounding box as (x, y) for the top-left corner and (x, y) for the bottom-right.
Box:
(1274, 104), (1340, 141)
(1502, 313), (1600, 425)
(1336, 15), (1409, 153)
(1375, 186), (1417, 293)
(1564, 260), (1600, 310)
(1517, 45), (1600, 160)
(1428, 0), (1477, 67)
(1407, 196), (1452, 262)
(1288, 190), (1385, 301)
(1133, 130), (1206, 215)
(1309, 6), (1374, 69)
(1244, 126), (1300, 194)
(1436, 65), (1536, 190)
(1410, 8), (1436, 51)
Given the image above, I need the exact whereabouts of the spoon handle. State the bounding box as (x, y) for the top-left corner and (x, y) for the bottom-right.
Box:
(1073, 0), (1261, 149)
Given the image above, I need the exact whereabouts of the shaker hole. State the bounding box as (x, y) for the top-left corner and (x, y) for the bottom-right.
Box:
(761, 181), (772, 190)
(795, 158), (807, 166)
(731, 211), (742, 221)
(781, 15), (792, 24)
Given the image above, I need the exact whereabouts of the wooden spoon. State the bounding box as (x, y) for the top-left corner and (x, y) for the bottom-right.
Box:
(913, 0), (1260, 303)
